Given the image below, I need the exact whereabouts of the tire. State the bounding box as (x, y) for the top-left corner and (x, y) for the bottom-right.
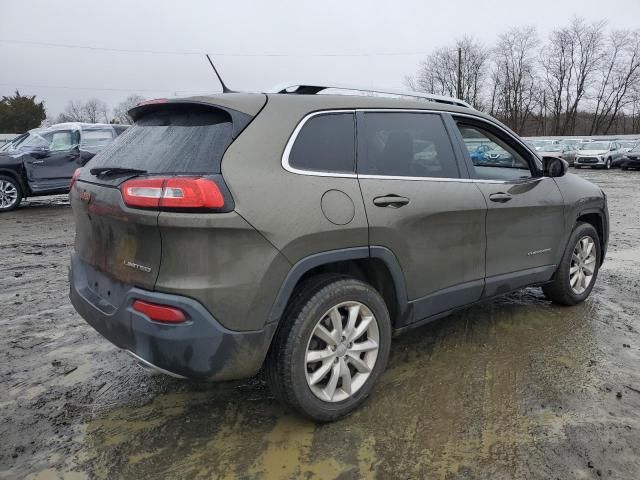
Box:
(266, 274), (392, 422)
(622, 166), (628, 171)
(605, 158), (612, 169)
(0, 175), (23, 212)
(542, 222), (601, 306)
(574, 165), (581, 169)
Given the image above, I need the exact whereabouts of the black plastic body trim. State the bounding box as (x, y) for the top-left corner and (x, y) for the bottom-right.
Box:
(268, 246), (410, 327)
(409, 278), (484, 321)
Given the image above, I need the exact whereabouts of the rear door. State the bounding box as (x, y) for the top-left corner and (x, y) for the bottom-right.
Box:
(451, 116), (565, 296)
(357, 110), (487, 325)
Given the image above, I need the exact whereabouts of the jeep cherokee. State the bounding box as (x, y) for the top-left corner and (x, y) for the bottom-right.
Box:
(69, 85), (608, 421)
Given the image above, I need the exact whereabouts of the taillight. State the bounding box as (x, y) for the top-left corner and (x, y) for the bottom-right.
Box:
(120, 177), (225, 210)
(70, 168), (81, 189)
(132, 300), (186, 323)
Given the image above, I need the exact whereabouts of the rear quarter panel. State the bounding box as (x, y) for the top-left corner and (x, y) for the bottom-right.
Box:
(221, 96), (369, 265)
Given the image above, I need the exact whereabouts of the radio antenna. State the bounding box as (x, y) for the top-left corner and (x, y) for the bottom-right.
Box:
(205, 54), (234, 93)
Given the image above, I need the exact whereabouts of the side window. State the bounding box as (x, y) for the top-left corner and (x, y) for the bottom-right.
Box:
(81, 129), (114, 150)
(288, 113), (355, 173)
(455, 123), (533, 181)
(49, 131), (77, 151)
(359, 112), (459, 178)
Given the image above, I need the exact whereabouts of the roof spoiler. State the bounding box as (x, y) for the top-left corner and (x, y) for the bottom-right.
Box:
(267, 82), (472, 109)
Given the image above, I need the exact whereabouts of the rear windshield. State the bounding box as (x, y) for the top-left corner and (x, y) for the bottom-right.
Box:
(87, 106), (233, 174)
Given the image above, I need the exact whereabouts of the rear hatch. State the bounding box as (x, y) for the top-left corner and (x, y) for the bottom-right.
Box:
(71, 98), (261, 291)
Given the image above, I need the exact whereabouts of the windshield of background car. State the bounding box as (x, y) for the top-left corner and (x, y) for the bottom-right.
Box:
(585, 142), (610, 150)
(19, 131), (52, 149)
(0, 134), (27, 151)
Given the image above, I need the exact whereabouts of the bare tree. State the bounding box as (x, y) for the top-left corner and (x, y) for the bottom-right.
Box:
(57, 100), (87, 123)
(541, 17), (606, 135)
(589, 30), (640, 134)
(489, 26), (541, 133)
(112, 94), (146, 124)
(402, 17), (640, 135)
(56, 99), (109, 123)
(406, 37), (489, 109)
(82, 99), (109, 123)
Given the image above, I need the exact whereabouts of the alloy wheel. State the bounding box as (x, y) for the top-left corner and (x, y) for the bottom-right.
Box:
(569, 236), (597, 295)
(304, 301), (380, 403)
(0, 180), (18, 209)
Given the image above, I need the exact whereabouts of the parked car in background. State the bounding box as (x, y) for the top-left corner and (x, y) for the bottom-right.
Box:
(621, 144), (640, 170)
(574, 141), (624, 169)
(466, 143), (492, 165)
(618, 140), (637, 153)
(536, 144), (566, 159)
(530, 139), (560, 151)
(558, 139), (589, 166)
(0, 123), (128, 212)
(69, 85), (608, 420)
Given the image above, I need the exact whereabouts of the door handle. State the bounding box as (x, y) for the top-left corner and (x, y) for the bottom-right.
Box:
(373, 195), (410, 208)
(31, 160), (45, 165)
(489, 192), (512, 203)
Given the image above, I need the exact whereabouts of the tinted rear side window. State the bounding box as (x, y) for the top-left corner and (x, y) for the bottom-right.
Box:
(88, 106), (233, 174)
(359, 112), (459, 178)
(288, 113), (355, 173)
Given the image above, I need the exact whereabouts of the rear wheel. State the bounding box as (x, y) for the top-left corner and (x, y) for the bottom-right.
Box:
(542, 222), (601, 306)
(0, 175), (22, 212)
(266, 275), (391, 421)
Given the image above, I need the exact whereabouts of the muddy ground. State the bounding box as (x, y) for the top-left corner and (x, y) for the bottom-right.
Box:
(1, 169), (639, 480)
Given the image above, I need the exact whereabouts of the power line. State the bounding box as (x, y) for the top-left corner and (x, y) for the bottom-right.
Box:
(0, 38), (429, 57)
(0, 82), (213, 94)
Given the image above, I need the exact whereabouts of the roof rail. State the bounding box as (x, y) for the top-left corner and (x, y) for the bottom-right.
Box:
(267, 82), (473, 109)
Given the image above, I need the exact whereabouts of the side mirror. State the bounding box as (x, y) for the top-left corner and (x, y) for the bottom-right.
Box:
(542, 156), (568, 177)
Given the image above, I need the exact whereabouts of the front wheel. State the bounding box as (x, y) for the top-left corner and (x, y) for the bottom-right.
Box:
(266, 275), (391, 421)
(0, 175), (23, 212)
(605, 158), (612, 169)
(542, 222), (601, 305)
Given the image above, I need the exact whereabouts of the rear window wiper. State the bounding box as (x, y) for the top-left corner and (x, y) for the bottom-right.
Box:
(90, 167), (147, 177)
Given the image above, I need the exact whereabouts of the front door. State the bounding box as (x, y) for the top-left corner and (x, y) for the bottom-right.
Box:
(357, 111), (487, 325)
(25, 129), (81, 190)
(451, 118), (565, 297)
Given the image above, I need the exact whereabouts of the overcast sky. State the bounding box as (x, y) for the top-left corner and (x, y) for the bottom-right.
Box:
(1, 0), (639, 118)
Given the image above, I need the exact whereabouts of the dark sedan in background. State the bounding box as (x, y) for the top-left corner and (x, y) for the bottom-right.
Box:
(621, 144), (640, 170)
(0, 123), (127, 212)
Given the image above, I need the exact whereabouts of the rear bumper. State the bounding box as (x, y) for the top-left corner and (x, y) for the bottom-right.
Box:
(69, 254), (275, 380)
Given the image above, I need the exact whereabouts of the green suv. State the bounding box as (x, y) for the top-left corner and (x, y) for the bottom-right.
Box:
(69, 84), (608, 421)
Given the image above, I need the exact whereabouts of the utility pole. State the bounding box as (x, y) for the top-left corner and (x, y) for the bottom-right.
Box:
(457, 47), (462, 100)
